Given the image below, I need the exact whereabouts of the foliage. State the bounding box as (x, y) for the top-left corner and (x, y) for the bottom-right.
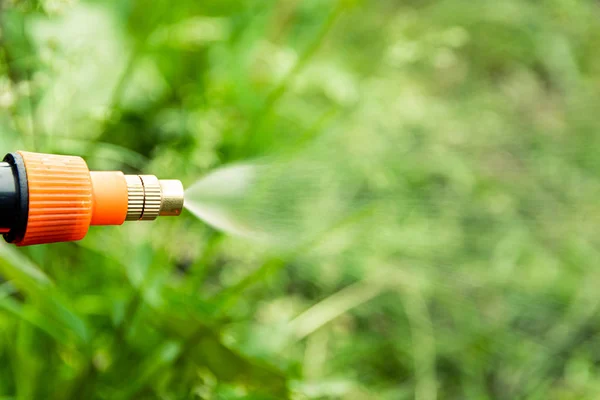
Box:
(1, 0), (600, 399)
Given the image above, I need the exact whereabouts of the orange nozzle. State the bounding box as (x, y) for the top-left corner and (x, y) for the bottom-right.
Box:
(6, 151), (184, 246)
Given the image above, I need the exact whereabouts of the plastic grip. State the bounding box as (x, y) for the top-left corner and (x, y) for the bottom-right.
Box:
(16, 151), (93, 246)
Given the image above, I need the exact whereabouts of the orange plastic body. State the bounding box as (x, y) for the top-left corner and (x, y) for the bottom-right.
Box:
(16, 151), (129, 246)
(90, 171), (128, 226)
(17, 151), (94, 246)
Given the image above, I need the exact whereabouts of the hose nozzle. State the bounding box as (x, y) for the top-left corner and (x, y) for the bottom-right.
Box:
(1, 151), (184, 246)
(122, 175), (184, 221)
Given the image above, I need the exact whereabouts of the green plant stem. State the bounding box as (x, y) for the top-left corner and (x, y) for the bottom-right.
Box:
(235, 0), (346, 158)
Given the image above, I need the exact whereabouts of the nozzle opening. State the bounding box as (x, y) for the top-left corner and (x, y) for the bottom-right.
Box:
(159, 180), (184, 216)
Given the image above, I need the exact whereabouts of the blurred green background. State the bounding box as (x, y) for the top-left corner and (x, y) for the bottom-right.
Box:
(2, 0), (600, 399)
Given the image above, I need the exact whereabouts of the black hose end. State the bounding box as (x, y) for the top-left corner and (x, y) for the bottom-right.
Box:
(2, 153), (28, 243)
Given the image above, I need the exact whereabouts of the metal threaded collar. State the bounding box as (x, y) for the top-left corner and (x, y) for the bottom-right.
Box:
(138, 175), (162, 221)
(125, 175), (144, 221)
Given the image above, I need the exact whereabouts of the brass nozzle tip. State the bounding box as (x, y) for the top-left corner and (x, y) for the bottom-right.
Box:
(159, 180), (184, 216)
(125, 175), (184, 221)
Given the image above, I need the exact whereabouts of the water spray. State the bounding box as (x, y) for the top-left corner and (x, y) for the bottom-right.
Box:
(0, 151), (184, 246)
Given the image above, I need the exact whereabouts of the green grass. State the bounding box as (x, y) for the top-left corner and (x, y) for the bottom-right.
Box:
(2, 0), (600, 398)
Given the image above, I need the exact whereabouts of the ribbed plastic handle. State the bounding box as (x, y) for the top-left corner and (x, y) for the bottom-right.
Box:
(16, 151), (93, 246)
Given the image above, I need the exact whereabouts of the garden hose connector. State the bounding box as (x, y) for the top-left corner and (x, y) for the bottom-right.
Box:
(0, 151), (184, 246)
